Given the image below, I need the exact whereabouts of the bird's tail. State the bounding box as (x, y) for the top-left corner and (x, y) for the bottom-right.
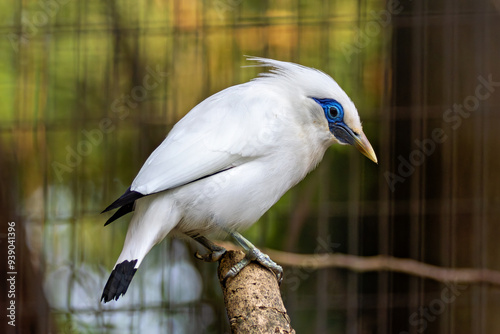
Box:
(101, 194), (180, 303)
(101, 260), (138, 302)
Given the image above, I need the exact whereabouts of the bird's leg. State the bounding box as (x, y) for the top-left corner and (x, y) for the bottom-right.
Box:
(191, 234), (227, 262)
(226, 231), (283, 284)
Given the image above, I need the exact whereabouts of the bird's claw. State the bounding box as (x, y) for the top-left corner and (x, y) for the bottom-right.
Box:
(224, 247), (283, 284)
(194, 247), (226, 262)
(255, 250), (283, 284)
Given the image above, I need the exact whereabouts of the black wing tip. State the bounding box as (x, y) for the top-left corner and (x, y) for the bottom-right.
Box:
(102, 187), (144, 214)
(101, 259), (138, 303)
(103, 202), (135, 226)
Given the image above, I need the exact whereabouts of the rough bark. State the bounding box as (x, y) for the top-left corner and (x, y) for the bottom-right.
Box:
(218, 250), (295, 334)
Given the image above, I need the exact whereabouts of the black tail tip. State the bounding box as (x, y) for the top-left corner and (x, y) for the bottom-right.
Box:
(101, 259), (138, 303)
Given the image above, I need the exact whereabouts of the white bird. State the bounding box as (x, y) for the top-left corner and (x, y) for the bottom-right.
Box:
(100, 57), (377, 302)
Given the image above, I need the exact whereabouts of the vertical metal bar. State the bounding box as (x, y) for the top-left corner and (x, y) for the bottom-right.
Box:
(316, 1), (332, 333)
(472, 2), (488, 333)
(440, 0), (453, 333)
(479, 4), (490, 332)
(449, 1), (459, 332)
(409, 1), (424, 332)
(346, 2), (363, 333)
(420, 1), (429, 332)
(377, 2), (393, 331)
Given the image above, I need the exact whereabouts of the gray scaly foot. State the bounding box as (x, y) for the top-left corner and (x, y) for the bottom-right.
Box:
(225, 232), (283, 283)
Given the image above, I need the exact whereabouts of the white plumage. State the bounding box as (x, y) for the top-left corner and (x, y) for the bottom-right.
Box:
(101, 57), (377, 302)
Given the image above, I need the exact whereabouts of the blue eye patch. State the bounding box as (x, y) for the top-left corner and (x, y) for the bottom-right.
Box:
(311, 98), (344, 123)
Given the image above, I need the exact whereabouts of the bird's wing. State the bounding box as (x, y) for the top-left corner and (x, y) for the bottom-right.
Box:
(131, 138), (241, 195)
(131, 83), (282, 195)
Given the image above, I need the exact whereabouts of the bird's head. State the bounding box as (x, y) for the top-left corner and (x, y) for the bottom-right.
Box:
(248, 57), (378, 163)
(310, 97), (377, 164)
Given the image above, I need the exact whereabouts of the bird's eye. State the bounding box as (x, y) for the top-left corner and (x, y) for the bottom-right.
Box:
(310, 97), (344, 122)
(328, 106), (339, 119)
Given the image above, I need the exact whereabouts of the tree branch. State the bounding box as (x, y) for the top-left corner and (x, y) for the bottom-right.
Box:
(215, 243), (500, 332)
(265, 248), (500, 285)
(217, 250), (295, 334)
(216, 241), (500, 285)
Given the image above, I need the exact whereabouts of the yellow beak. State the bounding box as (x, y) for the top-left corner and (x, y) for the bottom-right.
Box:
(353, 131), (378, 164)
